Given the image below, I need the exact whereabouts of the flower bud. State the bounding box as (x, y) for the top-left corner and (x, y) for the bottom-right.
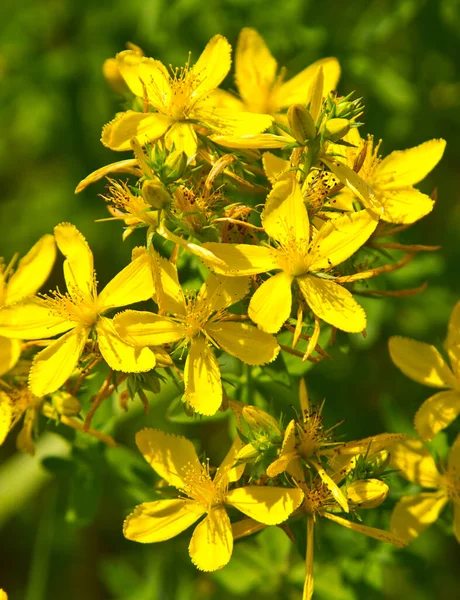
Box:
(164, 150), (188, 181)
(324, 118), (351, 142)
(236, 443), (260, 463)
(287, 104), (316, 143)
(52, 392), (81, 417)
(142, 179), (170, 209)
(335, 102), (355, 118)
(242, 406), (281, 437)
(346, 478), (389, 509)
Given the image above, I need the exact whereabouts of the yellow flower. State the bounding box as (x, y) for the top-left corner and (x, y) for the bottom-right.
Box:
(123, 428), (304, 571)
(0, 234), (56, 377)
(267, 380), (349, 512)
(390, 436), (460, 543)
(0, 589), (7, 600)
(114, 250), (279, 415)
(300, 477), (406, 600)
(199, 177), (378, 333)
(323, 129), (446, 224)
(216, 28), (340, 119)
(101, 35), (273, 157)
(0, 224), (156, 397)
(389, 301), (460, 440)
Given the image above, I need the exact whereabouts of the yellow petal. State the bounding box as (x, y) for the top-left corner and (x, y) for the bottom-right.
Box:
(0, 299), (75, 340)
(199, 107), (273, 136)
(0, 392), (14, 445)
(189, 506), (233, 572)
(29, 327), (87, 397)
(101, 110), (171, 151)
(446, 300), (460, 378)
(201, 243), (278, 276)
(248, 271), (293, 333)
(389, 438), (441, 488)
(116, 51), (171, 107)
(123, 499), (204, 543)
(390, 492), (448, 542)
(0, 337), (21, 376)
(75, 159), (140, 194)
(307, 66), (324, 123)
(235, 28), (277, 110)
(297, 275), (366, 333)
(388, 336), (457, 388)
(206, 321), (280, 365)
(210, 133), (290, 150)
(379, 187), (434, 225)
(135, 427), (202, 489)
(191, 35), (232, 99)
(165, 122), (198, 158)
(262, 178), (310, 247)
(326, 433), (408, 475)
(197, 273), (249, 316)
(184, 337), (222, 416)
(225, 485), (303, 525)
(323, 511), (407, 547)
(54, 223), (95, 300)
(266, 419), (300, 478)
(0, 590), (7, 600)
(96, 317), (156, 372)
(308, 210), (378, 270)
(262, 152), (290, 183)
(5, 235), (56, 305)
(414, 390), (460, 441)
(232, 518), (266, 540)
(322, 157), (384, 216)
(312, 458), (349, 513)
(377, 139), (446, 188)
(346, 479), (389, 509)
(149, 248), (186, 316)
(114, 310), (186, 346)
(214, 435), (245, 489)
(97, 251), (154, 311)
(276, 57), (341, 108)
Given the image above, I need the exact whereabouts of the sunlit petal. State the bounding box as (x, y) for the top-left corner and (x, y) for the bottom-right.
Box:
(184, 337), (222, 416)
(248, 272), (293, 333)
(225, 485), (303, 525)
(54, 223), (95, 300)
(390, 492), (448, 543)
(389, 438), (441, 488)
(206, 321), (279, 365)
(189, 506), (233, 571)
(123, 499), (204, 543)
(414, 390), (460, 441)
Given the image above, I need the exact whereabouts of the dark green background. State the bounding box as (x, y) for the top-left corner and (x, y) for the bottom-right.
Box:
(0, 0), (459, 598)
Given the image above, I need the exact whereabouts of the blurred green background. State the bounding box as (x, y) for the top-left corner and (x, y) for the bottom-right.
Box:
(1, 0), (460, 598)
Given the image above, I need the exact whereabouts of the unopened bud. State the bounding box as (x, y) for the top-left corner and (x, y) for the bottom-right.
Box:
(242, 406), (281, 437)
(287, 104), (316, 143)
(53, 392), (81, 417)
(236, 443), (260, 463)
(324, 118), (351, 142)
(335, 102), (355, 118)
(164, 150), (188, 181)
(346, 479), (389, 509)
(142, 179), (170, 209)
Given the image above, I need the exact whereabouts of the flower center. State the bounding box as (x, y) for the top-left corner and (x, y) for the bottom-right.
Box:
(276, 241), (310, 277)
(43, 290), (98, 328)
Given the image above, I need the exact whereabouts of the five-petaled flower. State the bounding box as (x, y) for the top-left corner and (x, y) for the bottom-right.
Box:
(389, 301), (460, 440)
(114, 249), (279, 415)
(198, 177), (378, 333)
(123, 428), (304, 571)
(0, 223), (156, 397)
(390, 436), (460, 543)
(101, 35), (273, 157)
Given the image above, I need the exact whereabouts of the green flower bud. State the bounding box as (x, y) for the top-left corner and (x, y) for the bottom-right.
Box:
(142, 179), (170, 209)
(324, 118), (351, 142)
(236, 443), (260, 463)
(287, 104), (316, 143)
(164, 150), (188, 181)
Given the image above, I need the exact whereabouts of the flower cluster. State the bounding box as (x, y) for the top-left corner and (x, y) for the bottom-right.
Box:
(0, 28), (455, 599)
